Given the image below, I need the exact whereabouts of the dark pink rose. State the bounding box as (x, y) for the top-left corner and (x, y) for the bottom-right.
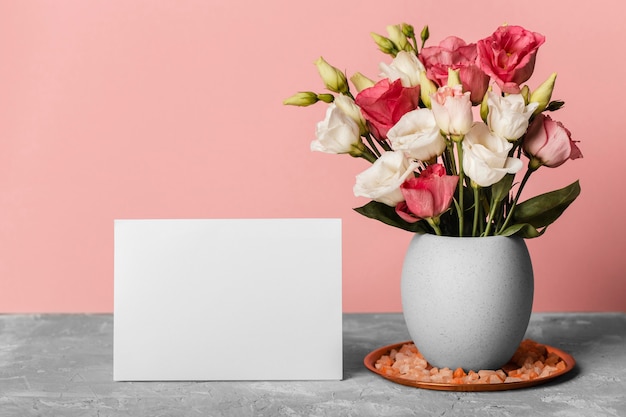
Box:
(395, 164), (459, 222)
(477, 25), (545, 94)
(354, 78), (420, 140)
(523, 114), (583, 168)
(419, 36), (489, 104)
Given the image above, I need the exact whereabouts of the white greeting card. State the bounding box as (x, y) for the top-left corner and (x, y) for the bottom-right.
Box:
(114, 218), (342, 381)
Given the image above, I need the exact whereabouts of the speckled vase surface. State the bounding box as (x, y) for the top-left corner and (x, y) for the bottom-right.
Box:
(401, 234), (534, 371)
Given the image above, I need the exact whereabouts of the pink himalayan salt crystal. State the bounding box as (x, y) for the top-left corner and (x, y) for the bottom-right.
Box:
(374, 339), (566, 385)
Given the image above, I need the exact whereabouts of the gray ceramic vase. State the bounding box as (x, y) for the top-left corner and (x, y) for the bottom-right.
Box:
(401, 234), (534, 371)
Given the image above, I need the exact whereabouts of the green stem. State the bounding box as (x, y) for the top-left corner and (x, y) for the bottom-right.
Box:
(482, 196), (500, 237)
(472, 185), (480, 237)
(363, 133), (382, 158)
(426, 218), (442, 236)
(479, 205), (485, 235)
(497, 165), (537, 234)
(359, 145), (378, 164)
(349, 140), (378, 163)
(455, 140), (465, 237)
(494, 196), (507, 233)
(441, 146), (452, 175)
(379, 139), (392, 152)
(411, 35), (419, 54)
(446, 141), (457, 175)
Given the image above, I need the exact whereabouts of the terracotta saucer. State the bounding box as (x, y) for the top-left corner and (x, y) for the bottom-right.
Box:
(364, 341), (576, 392)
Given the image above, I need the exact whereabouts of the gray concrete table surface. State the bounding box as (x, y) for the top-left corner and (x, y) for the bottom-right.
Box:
(0, 313), (625, 417)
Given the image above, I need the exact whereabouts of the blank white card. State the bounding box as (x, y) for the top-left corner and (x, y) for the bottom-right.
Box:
(114, 219), (342, 381)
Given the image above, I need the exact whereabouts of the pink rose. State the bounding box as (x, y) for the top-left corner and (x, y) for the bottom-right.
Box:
(354, 78), (420, 140)
(419, 36), (489, 104)
(523, 114), (583, 168)
(477, 25), (545, 94)
(395, 164), (459, 222)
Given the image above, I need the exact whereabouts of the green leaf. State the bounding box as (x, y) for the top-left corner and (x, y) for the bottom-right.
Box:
(497, 223), (544, 238)
(354, 201), (430, 233)
(512, 180), (580, 228)
(546, 100), (565, 112)
(490, 174), (514, 203)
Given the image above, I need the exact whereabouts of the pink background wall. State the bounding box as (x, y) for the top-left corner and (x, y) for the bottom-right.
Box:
(1, 0), (624, 313)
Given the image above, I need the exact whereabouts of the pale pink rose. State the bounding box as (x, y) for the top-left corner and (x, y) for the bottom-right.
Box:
(477, 25), (545, 94)
(395, 164), (459, 222)
(419, 36), (489, 104)
(523, 114), (583, 168)
(430, 85), (473, 136)
(354, 78), (420, 140)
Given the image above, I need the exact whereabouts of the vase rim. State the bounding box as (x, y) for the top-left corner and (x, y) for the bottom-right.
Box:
(415, 233), (521, 240)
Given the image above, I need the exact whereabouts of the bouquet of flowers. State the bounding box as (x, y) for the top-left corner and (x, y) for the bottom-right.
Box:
(285, 23), (582, 237)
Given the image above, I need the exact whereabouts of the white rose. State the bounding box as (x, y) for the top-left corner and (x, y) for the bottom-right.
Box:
(462, 122), (523, 187)
(311, 104), (361, 154)
(487, 92), (538, 142)
(379, 50), (425, 87)
(388, 108), (447, 161)
(353, 151), (419, 206)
